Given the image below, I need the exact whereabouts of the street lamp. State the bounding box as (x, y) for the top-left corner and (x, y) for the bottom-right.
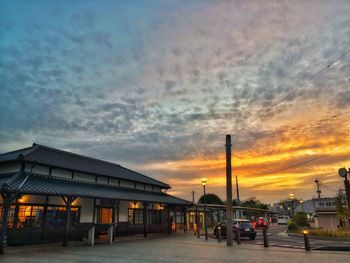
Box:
(201, 178), (208, 240)
(299, 199), (304, 212)
(338, 168), (350, 225)
(289, 194), (295, 217)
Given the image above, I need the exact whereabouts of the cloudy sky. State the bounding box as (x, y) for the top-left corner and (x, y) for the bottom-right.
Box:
(1, 0), (350, 203)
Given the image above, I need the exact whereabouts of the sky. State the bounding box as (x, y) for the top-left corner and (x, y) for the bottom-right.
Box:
(1, 0), (350, 203)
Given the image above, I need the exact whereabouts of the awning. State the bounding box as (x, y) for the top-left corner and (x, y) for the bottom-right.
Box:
(0, 172), (191, 206)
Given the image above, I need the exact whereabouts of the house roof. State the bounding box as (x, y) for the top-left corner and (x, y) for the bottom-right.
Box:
(0, 172), (191, 206)
(0, 144), (170, 189)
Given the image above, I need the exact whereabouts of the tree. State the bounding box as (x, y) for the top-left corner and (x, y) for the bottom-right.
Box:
(241, 197), (268, 218)
(198, 193), (223, 205)
(335, 189), (349, 220)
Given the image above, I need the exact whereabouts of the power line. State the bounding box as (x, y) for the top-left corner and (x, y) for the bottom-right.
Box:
(232, 109), (350, 146)
(251, 145), (346, 177)
(234, 50), (350, 136)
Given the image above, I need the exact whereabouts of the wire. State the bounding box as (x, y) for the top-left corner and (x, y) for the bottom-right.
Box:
(252, 145), (346, 177)
(234, 50), (350, 136)
(232, 109), (350, 146)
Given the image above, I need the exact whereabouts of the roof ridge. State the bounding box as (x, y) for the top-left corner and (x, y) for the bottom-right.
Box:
(0, 145), (36, 158)
(32, 143), (122, 167)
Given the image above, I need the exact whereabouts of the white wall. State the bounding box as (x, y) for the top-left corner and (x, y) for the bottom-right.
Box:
(51, 168), (72, 179)
(136, 183), (144, 190)
(109, 178), (119, 186)
(96, 176), (108, 185)
(25, 164), (50, 174)
(0, 162), (21, 173)
(153, 186), (161, 192)
(119, 201), (130, 222)
(120, 180), (134, 188)
(74, 172), (96, 183)
(76, 198), (94, 223)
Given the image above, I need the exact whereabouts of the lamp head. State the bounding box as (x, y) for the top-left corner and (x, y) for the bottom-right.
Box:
(201, 178), (207, 186)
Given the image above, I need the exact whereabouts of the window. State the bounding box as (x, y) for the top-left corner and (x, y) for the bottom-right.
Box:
(17, 205), (44, 228)
(176, 212), (184, 224)
(128, 209), (161, 225)
(46, 206), (80, 227)
(128, 209), (144, 224)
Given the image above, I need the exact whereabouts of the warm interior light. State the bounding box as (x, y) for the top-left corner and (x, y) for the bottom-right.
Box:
(201, 178), (207, 186)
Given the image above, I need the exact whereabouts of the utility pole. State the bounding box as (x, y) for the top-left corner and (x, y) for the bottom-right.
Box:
(192, 191), (195, 204)
(315, 179), (321, 200)
(226, 135), (233, 246)
(235, 175), (241, 218)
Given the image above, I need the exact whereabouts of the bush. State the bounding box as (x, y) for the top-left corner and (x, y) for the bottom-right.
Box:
(292, 212), (310, 227)
(288, 222), (298, 231)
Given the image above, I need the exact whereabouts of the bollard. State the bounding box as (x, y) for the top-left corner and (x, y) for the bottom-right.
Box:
(263, 227), (268, 247)
(303, 230), (310, 251)
(217, 226), (222, 242)
(236, 224), (241, 245)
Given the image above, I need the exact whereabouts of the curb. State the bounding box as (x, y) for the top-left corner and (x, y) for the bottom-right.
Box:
(287, 233), (350, 241)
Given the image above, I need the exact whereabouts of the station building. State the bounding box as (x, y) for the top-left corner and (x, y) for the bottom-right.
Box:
(0, 144), (191, 252)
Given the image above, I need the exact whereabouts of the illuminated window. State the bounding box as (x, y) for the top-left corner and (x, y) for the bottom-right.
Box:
(17, 205), (44, 228)
(97, 208), (113, 224)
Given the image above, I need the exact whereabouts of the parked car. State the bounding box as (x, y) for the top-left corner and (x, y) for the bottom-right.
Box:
(277, 215), (290, 225)
(255, 217), (268, 228)
(214, 219), (256, 240)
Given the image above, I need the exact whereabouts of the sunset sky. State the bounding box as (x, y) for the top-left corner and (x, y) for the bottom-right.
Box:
(1, 0), (350, 203)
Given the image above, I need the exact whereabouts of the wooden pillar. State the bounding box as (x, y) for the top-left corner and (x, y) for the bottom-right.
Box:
(183, 208), (187, 233)
(116, 200), (120, 236)
(167, 206), (171, 235)
(62, 196), (72, 247)
(12, 197), (20, 229)
(41, 195), (49, 241)
(143, 202), (148, 238)
(92, 198), (96, 224)
(0, 194), (13, 254)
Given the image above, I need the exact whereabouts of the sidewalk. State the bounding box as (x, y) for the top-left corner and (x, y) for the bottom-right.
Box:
(1, 233), (349, 263)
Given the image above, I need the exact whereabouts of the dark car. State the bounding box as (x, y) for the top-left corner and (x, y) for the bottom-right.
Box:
(213, 219), (256, 240)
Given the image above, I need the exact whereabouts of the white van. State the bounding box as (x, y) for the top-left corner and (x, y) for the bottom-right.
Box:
(277, 215), (290, 225)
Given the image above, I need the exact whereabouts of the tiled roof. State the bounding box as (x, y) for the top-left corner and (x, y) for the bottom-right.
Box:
(0, 172), (191, 206)
(0, 144), (169, 188)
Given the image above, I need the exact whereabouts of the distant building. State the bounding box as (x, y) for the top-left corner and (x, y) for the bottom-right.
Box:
(270, 197), (337, 216)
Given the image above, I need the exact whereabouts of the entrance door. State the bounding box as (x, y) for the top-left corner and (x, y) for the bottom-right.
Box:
(97, 207), (113, 224)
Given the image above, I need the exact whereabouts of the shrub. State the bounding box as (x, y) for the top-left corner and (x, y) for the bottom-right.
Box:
(288, 221), (298, 231)
(292, 212), (310, 227)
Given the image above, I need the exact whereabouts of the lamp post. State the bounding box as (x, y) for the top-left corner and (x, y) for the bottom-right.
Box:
(202, 178), (208, 240)
(289, 194), (295, 217)
(338, 168), (350, 225)
(299, 199), (304, 212)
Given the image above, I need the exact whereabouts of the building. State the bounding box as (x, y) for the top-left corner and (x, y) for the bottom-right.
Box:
(0, 144), (191, 253)
(270, 197), (337, 216)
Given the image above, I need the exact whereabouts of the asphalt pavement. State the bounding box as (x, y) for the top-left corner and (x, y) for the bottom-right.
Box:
(240, 225), (350, 250)
(2, 232), (350, 263)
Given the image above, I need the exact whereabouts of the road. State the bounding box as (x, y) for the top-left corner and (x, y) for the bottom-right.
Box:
(242, 225), (350, 250)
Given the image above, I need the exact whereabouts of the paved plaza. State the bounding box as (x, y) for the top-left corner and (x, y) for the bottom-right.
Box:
(1, 233), (350, 263)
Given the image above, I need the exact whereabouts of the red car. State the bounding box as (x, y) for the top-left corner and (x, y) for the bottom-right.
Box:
(255, 217), (268, 228)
